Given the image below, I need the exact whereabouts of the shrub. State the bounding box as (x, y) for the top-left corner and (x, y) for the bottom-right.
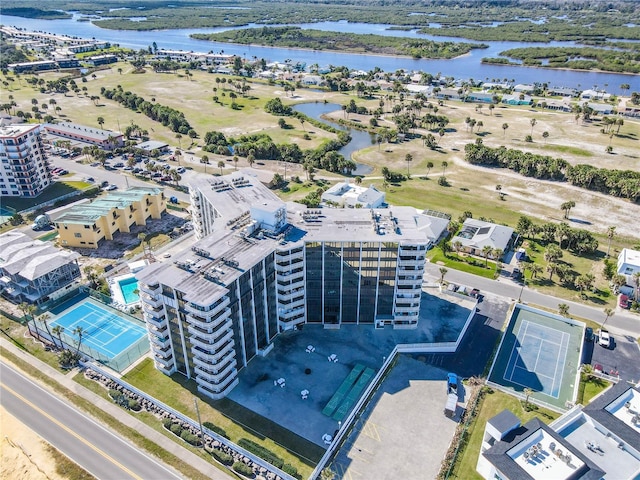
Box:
(170, 424), (183, 436)
(233, 461), (254, 476)
(180, 429), (200, 446)
(128, 399), (140, 411)
(108, 389), (120, 399)
(282, 463), (298, 476)
(163, 419), (173, 429)
(203, 421), (229, 439)
(211, 449), (233, 465)
(237, 438), (284, 468)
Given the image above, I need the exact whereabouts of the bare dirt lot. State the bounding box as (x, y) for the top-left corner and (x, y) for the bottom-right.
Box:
(1, 405), (66, 480)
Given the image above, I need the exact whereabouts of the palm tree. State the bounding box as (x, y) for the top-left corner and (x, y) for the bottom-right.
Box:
(560, 200), (575, 219)
(495, 184), (503, 199)
(502, 123), (509, 137)
(530, 118), (537, 135)
(52, 325), (65, 350)
(233, 155), (239, 170)
(175, 133), (182, 149)
(523, 387), (534, 410)
(217, 160), (225, 175)
(602, 308), (614, 329)
(320, 467), (335, 480)
(426, 161), (434, 176)
(453, 240), (463, 257)
(482, 245), (493, 267)
(441, 161), (448, 177)
(405, 153), (412, 175)
(72, 326), (85, 355)
(439, 267), (448, 285)
(606, 226), (616, 257)
(558, 303), (569, 317)
(97, 116), (105, 128)
(18, 302), (37, 324)
(37, 313), (53, 342)
(530, 264), (543, 279)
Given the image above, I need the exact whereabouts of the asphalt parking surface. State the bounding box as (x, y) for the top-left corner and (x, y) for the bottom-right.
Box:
(583, 332), (640, 383)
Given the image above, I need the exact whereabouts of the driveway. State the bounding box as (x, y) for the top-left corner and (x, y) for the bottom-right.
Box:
(583, 332), (640, 383)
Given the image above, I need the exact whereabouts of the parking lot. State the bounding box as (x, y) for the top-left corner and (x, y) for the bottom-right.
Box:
(332, 356), (460, 480)
(583, 330), (640, 383)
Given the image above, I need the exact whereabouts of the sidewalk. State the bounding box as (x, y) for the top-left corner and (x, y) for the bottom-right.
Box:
(0, 338), (231, 480)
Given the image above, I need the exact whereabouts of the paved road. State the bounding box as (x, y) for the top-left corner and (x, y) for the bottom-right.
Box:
(1, 362), (183, 480)
(424, 261), (640, 336)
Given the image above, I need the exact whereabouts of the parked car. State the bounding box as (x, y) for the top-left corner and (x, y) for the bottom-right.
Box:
(86, 177), (95, 182)
(105, 184), (118, 191)
(598, 329), (611, 348)
(619, 294), (629, 309)
(177, 167), (186, 173)
(101, 180), (109, 187)
(114, 162), (125, 168)
(584, 327), (594, 342)
(169, 196), (179, 204)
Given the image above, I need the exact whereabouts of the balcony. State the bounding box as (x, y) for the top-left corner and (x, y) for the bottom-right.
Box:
(190, 329), (233, 352)
(196, 377), (238, 400)
(396, 278), (421, 286)
(143, 304), (165, 319)
(188, 308), (231, 330)
(394, 305), (419, 313)
(277, 276), (304, 290)
(145, 314), (167, 329)
(140, 283), (161, 296)
(188, 319), (232, 340)
(153, 343), (173, 358)
(398, 258), (424, 268)
(193, 348), (237, 374)
(275, 249), (304, 263)
(185, 297), (230, 319)
(141, 293), (162, 308)
(279, 306), (305, 320)
(155, 362), (175, 375)
(194, 360), (237, 384)
(154, 354), (175, 368)
(277, 287), (305, 302)
(149, 334), (171, 349)
(192, 341), (235, 364)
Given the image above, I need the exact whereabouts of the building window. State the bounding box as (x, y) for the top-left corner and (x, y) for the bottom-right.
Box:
(74, 233), (82, 238)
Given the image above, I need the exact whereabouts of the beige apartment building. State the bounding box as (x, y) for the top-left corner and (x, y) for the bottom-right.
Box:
(55, 187), (166, 248)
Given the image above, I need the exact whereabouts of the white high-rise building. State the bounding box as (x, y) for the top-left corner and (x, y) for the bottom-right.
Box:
(137, 172), (449, 400)
(0, 124), (50, 197)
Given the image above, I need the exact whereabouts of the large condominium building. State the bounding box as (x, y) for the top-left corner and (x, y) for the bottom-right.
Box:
(136, 172), (447, 399)
(55, 187), (166, 249)
(0, 124), (50, 197)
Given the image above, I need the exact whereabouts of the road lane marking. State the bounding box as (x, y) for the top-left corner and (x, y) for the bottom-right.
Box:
(1, 383), (143, 480)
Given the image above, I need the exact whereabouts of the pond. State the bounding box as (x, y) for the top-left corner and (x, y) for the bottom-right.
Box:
(293, 102), (376, 176)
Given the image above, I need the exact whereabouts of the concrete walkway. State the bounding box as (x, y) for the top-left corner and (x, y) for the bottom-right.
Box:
(0, 338), (232, 480)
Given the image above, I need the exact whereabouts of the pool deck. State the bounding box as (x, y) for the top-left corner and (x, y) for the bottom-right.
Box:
(110, 273), (140, 307)
(227, 289), (476, 447)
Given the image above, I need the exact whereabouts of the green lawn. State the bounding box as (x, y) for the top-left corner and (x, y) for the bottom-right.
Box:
(2, 181), (93, 212)
(576, 376), (610, 405)
(450, 388), (560, 480)
(122, 359), (323, 477)
(428, 250), (498, 279)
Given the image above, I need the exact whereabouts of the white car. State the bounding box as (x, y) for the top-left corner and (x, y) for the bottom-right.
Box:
(105, 184), (118, 191)
(598, 330), (611, 348)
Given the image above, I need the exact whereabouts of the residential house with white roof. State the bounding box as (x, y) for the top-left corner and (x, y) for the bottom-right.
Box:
(451, 219), (515, 258)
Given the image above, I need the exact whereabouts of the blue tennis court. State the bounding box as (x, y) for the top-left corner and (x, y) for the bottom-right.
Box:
(49, 300), (147, 360)
(503, 320), (569, 398)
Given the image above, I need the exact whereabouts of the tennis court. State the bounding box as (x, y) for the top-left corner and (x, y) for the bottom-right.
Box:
(503, 321), (569, 398)
(48, 297), (148, 368)
(488, 305), (583, 410)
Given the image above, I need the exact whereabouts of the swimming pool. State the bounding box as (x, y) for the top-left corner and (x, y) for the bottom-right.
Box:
(118, 276), (140, 305)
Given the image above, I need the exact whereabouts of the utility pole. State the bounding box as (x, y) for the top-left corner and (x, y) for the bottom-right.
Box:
(194, 397), (204, 447)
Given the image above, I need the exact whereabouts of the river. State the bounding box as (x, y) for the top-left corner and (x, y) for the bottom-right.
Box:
(3, 15), (638, 90)
(293, 102), (376, 176)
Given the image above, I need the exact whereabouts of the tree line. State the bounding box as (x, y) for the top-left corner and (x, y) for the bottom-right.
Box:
(100, 86), (194, 136)
(464, 142), (640, 202)
(194, 26), (487, 59)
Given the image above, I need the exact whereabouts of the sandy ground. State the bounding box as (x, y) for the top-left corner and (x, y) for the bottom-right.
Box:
(1, 405), (65, 480)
